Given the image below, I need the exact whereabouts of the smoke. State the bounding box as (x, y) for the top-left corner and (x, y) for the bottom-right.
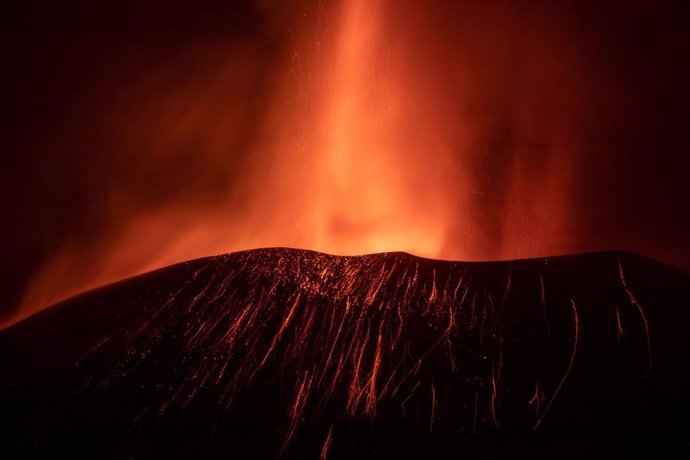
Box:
(2, 0), (689, 324)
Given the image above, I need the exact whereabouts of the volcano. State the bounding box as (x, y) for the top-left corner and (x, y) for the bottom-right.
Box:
(1, 248), (689, 459)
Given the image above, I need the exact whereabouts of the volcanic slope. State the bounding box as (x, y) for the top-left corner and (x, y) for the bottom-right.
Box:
(1, 248), (689, 459)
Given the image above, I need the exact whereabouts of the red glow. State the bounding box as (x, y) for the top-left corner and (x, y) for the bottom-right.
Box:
(3, 1), (655, 326)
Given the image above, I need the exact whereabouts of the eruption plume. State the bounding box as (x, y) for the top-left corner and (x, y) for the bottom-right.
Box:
(6, 0), (589, 325)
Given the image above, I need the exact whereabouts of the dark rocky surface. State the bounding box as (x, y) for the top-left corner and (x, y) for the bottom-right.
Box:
(1, 248), (688, 459)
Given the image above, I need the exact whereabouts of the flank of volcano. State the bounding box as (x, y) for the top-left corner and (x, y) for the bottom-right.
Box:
(1, 248), (689, 459)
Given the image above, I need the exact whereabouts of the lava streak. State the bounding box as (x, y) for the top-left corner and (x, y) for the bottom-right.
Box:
(34, 249), (654, 458)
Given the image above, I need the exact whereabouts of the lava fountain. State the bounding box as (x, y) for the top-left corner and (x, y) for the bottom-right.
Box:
(12, 0), (588, 325)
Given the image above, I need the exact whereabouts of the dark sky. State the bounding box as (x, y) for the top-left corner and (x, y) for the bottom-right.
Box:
(1, 0), (690, 322)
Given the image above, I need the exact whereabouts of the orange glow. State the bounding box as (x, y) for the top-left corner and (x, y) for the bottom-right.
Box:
(7, 0), (581, 326)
